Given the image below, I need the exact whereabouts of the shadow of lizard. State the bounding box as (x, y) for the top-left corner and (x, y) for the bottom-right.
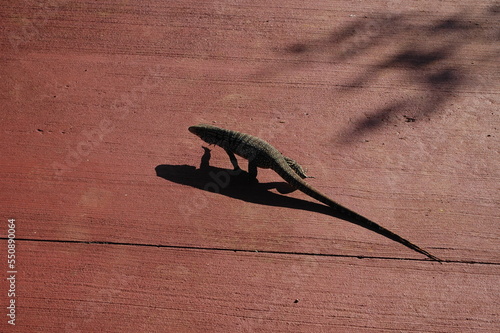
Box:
(156, 146), (441, 261)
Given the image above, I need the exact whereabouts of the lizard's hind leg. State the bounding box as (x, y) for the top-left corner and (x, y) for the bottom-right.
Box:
(284, 156), (313, 179)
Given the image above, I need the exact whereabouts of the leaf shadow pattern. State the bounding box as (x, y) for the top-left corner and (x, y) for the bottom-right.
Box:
(156, 147), (439, 259)
(260, 7), (499, 143)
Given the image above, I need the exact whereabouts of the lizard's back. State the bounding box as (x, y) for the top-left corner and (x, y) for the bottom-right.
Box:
(189, 124), (282, 169)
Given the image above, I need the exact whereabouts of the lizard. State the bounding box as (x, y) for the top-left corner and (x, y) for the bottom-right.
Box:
(188, 123), (441, 261)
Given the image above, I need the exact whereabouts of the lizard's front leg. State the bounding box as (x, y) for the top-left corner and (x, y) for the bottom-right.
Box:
(225, 149), (241, 171)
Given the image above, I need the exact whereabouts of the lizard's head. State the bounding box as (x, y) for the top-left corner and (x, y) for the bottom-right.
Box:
(188, 124), (223, 144)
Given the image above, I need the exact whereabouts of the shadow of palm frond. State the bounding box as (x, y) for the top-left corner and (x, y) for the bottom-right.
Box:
(253, 7), (499, 143)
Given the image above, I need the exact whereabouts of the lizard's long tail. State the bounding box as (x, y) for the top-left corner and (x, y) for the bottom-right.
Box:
(274, 163), (441, 262)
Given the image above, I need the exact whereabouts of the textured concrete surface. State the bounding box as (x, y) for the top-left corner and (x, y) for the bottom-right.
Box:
(1, 1), (499, 331)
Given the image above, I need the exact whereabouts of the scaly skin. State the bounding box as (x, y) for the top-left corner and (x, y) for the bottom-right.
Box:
(189, 123), (441, 261)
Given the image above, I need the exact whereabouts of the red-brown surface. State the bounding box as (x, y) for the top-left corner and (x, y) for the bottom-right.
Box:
(1, 1), (499, 332)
